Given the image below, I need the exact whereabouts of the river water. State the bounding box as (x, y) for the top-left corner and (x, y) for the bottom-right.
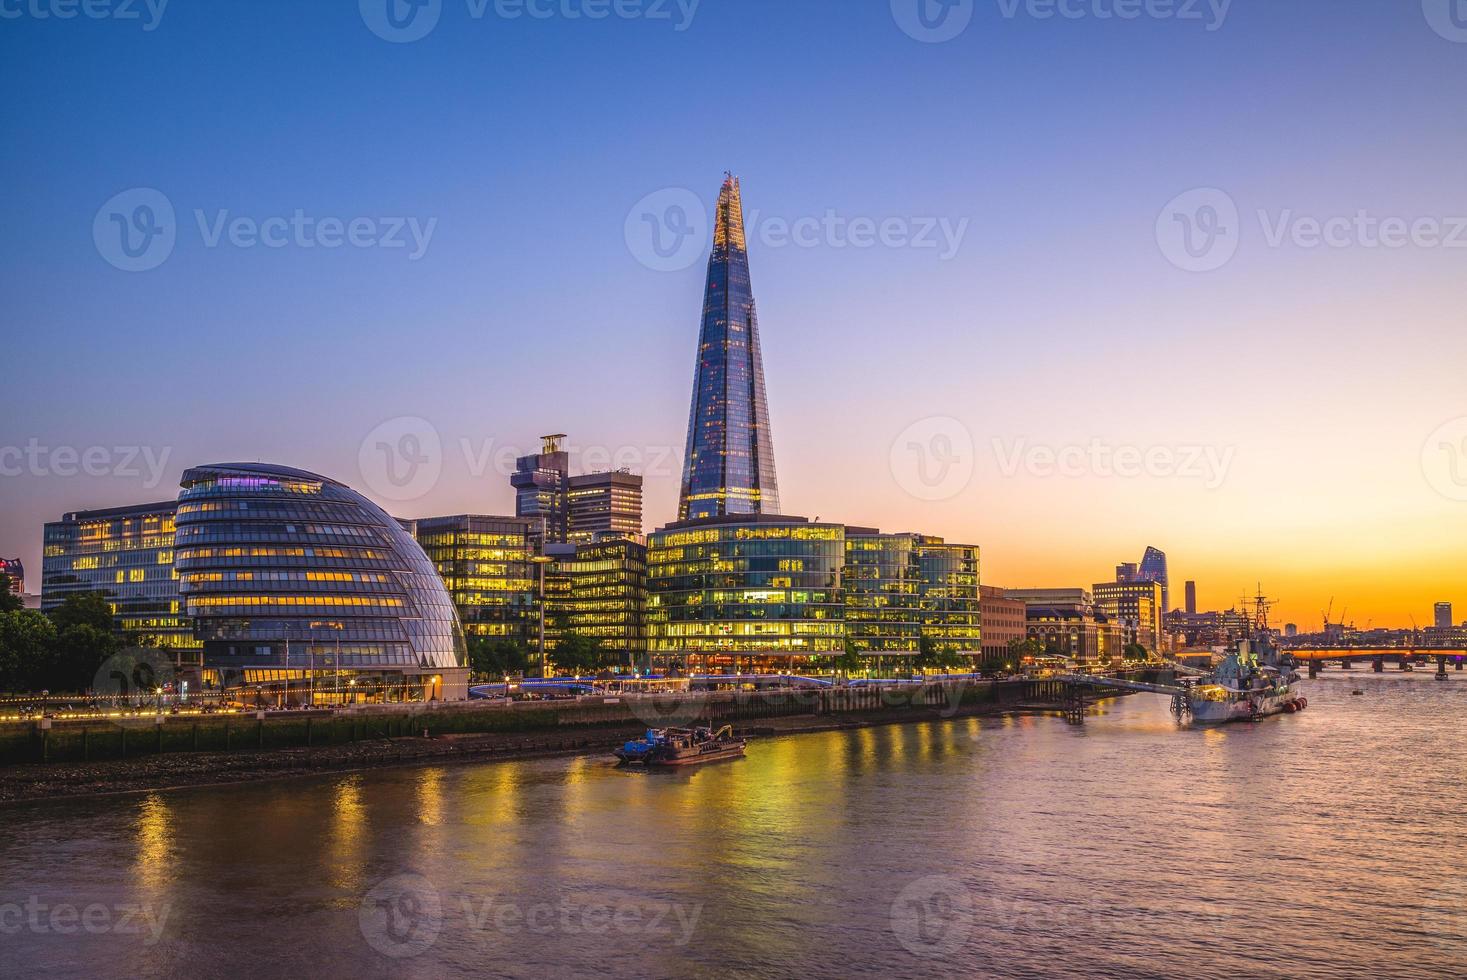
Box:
(1, 673), (1464, 979)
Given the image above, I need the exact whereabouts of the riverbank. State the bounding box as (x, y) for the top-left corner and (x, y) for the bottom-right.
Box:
(0, 690), (1109, 804)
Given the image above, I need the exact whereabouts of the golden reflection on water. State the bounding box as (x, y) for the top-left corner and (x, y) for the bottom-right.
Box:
(133, 793), (172, 897)
(415, 767), (445, 827)
(329, 775), (366, 893)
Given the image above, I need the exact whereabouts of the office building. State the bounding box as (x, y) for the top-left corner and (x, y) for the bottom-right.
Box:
(1435, 602), (1453, 630)
(1, 557), (23, 595)
(175, 463), (468, 702)
(544, 537), (649, 669)
(512, 434), (571, 543)
(567, 470), (644, 543)
(647, 515), (843, 671)
(512, 434), (645, 544)
(843, 531), (922, 657)
(678, 175), (781, 520)
(413, 515), (539, 647)
(979, 586), (1027, 663)
(1184, 580), (1197, 616)
(41, 502), (199, 666)
(1138, 546), (1170, 612)
(1093, 579), (1164, 653)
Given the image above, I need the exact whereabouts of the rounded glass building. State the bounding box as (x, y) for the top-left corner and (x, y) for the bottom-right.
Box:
(175, 463), (467, 702)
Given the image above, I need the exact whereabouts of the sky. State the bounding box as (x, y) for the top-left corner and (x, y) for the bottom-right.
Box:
(3, 0), (1467, 630)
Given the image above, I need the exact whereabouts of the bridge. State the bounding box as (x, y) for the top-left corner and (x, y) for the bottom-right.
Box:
(1286, 647), (1465, 677)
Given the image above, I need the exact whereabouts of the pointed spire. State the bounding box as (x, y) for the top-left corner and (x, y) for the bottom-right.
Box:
(713, 173), (746, 251)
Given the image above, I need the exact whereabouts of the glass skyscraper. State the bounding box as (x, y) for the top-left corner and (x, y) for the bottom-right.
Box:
(678, 175), (781, 521)
(1138, 545), (1170, 613)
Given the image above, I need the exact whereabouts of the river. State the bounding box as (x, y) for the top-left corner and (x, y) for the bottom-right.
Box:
(1, 673), (1463, 979)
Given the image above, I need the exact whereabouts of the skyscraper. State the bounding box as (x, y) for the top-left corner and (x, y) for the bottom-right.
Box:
(678, 174), (781, 521)
(1184, 580), (1197, 616)
(512, 434), (571, 542)
(1435, 602), (1453, 629)
(1138, 546), (1170, 613)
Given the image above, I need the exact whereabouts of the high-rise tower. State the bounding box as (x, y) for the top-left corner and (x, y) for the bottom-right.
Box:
(678, 174), (781, 521)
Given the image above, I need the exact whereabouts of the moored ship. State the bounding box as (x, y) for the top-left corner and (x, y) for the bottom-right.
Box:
(1183, 591), (1307, 724)
(615, 725), (747, 767)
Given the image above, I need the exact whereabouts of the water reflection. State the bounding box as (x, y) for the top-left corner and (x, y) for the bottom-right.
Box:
(3, 675), (1463, 979)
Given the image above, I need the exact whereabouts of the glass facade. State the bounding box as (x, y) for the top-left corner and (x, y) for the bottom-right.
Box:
(545, 538), (649, 667)
(511, 434), (570, 544)
(566, 471), (644, 543)
(648, 517), (843, 669)
(175, 463), (467, 700)
(679, 175), (781, 521)
(843, 532), (922, 654)
(413, 515), (538, 645)
(916, 537), (982, 652)
(41, 502), (200, 666)
(1138, 545), (1170, 613)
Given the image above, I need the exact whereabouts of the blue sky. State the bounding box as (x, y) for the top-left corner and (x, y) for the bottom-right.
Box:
(4, 0), (1467, 625)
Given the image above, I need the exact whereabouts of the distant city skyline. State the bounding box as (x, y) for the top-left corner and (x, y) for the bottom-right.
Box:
(5, 1), (1467, 631)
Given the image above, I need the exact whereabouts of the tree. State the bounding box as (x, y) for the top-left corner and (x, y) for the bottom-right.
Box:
(468, 636), (531, 679)
(0, 574), (22, 614)
(915, 636), (967, 673)
(552, 633), (608, 676)
(0, 610), (58, 693)
(49, 591), (115, 634)
(1123, 642), (1150, 662)
(46, 624), (119, 693)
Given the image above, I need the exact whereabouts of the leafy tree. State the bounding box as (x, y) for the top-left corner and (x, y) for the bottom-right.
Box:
(468, 636), (531, 679)
(49, 591), (115, 634)
(0, 574), (22, 614)
(552, 633), (609, 676)
(915, 636), (967, 672)
(0, 610), (58, 693)
(1123, 642), (1150, 662)
(46, 624), (119, 693)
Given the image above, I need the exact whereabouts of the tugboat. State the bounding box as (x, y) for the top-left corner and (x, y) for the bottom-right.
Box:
(614, 725), (746, 768)
(1185, 590), (1307, 724)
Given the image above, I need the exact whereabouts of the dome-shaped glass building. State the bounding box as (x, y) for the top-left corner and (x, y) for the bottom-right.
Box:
(175, 463), (467, 702)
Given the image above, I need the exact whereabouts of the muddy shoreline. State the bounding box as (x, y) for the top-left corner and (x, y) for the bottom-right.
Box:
(0, 699), (1082, 806)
